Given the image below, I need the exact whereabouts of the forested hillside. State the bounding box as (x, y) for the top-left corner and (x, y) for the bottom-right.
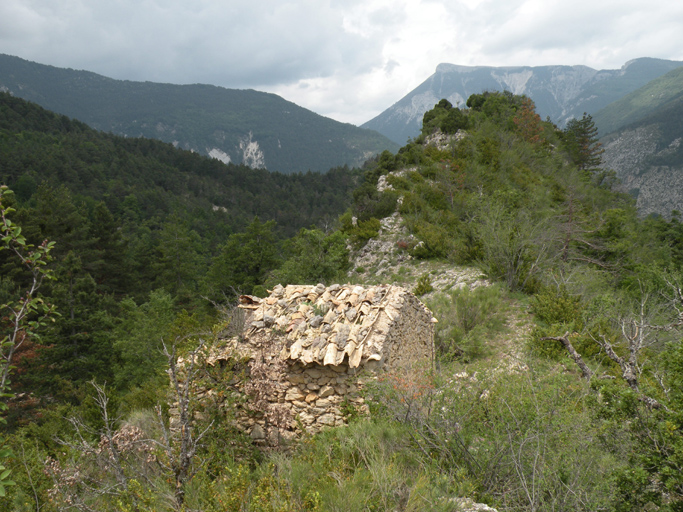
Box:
(0, 54), (399, 174)
(593, 66), (683, 136)
(0, 92), (360, 238)
(0, 91), (355, 415)
(3, 90), (683, 511)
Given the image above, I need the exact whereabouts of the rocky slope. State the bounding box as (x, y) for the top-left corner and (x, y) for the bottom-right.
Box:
(599, 75), (683, 218)
(601, 125), (683, 217)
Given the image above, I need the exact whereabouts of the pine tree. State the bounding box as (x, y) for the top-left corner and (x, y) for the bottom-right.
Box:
(205, 217), (279, 297)
(563, 113), (605, 172)
(154, 213), (205, 298)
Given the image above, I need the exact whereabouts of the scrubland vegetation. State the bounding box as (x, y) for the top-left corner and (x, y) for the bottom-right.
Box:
(2, 90), (683, 510)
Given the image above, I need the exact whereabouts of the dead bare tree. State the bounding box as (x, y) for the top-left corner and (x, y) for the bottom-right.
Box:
(157, 335), (214, 511)
(542, 277), (683, 412)
(46, 382), (156, 511)
(46, 334), (217, 511)
(540, 331), (594, 381)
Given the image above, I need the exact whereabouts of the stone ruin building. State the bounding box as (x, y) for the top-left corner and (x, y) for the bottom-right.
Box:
(198, 282), (436, 446)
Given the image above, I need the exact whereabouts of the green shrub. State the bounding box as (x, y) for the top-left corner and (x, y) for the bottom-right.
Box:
(252, 285), (268, 298)
(386, 174), (410, 190)
(408, 221), (454, 259)
(203, 419), (466, 512)
(268, 228), (349, 287)
(341, 216), (381, 249)
(362, 150), (400, 185)
(441, 107), (469, 134)
(529, 286), (587, 359)
(352, 185), (399, 221)
(414, 274), (434, 296)
(370, 362), (621, 511)
(428, 285), (507, 362)
(530, 286), (583, 326)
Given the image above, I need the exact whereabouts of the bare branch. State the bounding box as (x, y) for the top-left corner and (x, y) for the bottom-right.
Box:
(540, 332), (594, 380)
(160, 334), (214, 510)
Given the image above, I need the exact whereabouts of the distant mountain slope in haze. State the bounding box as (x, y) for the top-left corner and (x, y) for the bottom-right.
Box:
(0, 54), (398, 174)
(363, 58), (683, 144)
(593, 66), (683, 136)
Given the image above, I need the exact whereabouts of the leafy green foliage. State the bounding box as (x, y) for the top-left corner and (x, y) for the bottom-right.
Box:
(529, 286), (589, 359)
(0, 461), (15, 497)
(531, 286), (583, 327)
(466, 90), (525, 125)
(370, 364), (620, 511)
(202, 419), (466, 512)
(589, 376), (683, 511)
(351, 183), (399, 222)
(205, 218), (280, 298)
(268, 228), (349, 287)
(340, 214), (381, 249)
(113, 290), (176, 391)
(0, 187), (58, 392)
(0, 186), (58, 499)
(421, 99), (469, 136)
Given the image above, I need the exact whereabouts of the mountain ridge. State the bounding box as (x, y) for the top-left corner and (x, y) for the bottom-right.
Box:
(363, 58), (683, 144)
(0, 54), (399, 174)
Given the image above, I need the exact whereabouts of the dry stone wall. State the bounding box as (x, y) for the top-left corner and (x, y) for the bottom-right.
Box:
(200, 283), (435, 446)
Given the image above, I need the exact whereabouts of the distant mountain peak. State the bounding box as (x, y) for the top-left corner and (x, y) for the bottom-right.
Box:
(363, 58), (683, 145)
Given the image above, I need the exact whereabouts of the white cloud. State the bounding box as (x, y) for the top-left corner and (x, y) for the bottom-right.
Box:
(1, 0), (682, 125)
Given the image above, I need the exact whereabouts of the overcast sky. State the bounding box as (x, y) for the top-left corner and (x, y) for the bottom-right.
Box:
(2, 0), (682, 125)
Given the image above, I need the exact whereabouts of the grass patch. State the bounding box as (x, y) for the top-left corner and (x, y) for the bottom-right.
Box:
(428, 285), (508, 362)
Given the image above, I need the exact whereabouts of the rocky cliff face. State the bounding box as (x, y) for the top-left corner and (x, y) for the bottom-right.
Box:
(602, 125), (683, 218)
(363, 58), (683, 145)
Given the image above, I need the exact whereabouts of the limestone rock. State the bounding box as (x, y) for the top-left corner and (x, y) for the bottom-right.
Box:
(250, 424), (266, 440)
(319, 385), (334, 398)
(451, 498), (498, 512)
(317, 413), (336, 426)
(285, 388), (305, 401)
